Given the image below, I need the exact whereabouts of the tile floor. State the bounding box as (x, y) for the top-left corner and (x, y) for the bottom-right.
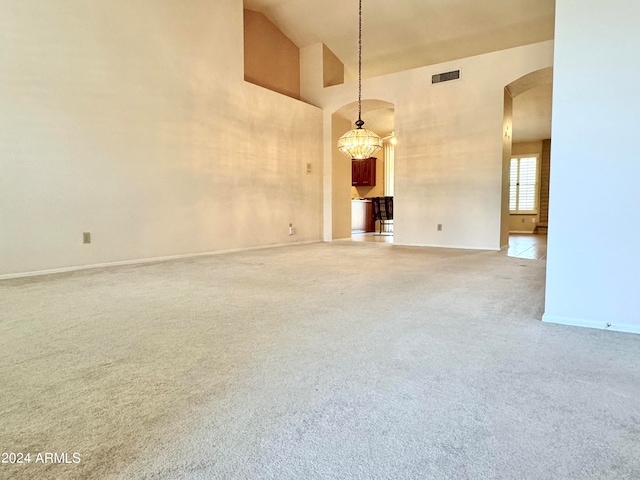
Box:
(352, 232), (547, 260)
(351, 232), (394, 243)
(507, 233), (547, 260)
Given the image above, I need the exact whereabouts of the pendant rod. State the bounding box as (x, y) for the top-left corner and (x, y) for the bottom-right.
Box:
(357, 0), (363, 127)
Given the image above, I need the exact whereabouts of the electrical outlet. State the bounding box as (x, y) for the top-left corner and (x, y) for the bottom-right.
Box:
(306, 163), (312, 174)
(288, 223), (295, 235)
(83, 232), (91, 244)
(437, 224), (442, 231)
(522, 218), (525, 223)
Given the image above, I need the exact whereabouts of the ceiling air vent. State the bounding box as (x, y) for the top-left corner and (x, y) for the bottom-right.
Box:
(432, 70), (460, 84)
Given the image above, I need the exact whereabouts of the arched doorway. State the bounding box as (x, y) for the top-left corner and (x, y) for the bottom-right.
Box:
(502, 68), (553, 259)
(331, 100), (395, 242)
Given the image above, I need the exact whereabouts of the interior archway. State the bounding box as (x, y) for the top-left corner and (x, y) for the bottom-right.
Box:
(502, 67), (553, 258)
(332, 100), (395, 241)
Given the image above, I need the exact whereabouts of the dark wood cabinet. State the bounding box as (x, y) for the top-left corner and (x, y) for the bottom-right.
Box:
(352, 157), (376, 187)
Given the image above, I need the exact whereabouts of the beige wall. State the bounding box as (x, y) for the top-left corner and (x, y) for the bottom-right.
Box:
(500, 90), (513, 246)
(243, 9), (300, 99)
(0, 0), (322, 277)
(512, 141), (543, 156)
(509, 215), (538, 233)
(331, 115), (353, 239)
(303, 41), (554, 250)
(323, 45), (344, 88)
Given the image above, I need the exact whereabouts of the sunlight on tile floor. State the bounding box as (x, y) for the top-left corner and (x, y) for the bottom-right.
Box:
(351, 232), (547, 260)
(351, 232), (394, 243)
(507, 233), (547, 260)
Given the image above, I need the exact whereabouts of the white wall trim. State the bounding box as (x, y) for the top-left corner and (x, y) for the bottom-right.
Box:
(0, 241), (321, 280)
(542, 313), (640, 335)
(509, 230), (536, 234)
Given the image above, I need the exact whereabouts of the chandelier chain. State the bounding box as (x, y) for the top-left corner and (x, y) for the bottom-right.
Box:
(336, 0), (382, 159)
(358, 0), (362, 122)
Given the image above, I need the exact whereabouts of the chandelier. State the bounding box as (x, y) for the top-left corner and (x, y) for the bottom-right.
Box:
(337, 0), (382, 160)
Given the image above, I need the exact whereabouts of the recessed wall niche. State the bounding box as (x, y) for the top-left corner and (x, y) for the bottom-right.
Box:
(243, 9), (300, 99)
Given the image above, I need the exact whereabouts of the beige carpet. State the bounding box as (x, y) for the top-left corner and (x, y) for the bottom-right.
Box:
(1, 242), (639, 479)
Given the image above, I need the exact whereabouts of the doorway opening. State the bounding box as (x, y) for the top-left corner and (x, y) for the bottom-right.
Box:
(331, 100), (396, 244)
(503, 68), (553, 256)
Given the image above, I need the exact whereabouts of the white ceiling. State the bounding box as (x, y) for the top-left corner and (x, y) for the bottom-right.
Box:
(244, 0), (556, 142)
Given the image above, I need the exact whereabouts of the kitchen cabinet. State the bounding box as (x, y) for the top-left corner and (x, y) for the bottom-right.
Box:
(352, 157), (376, 187)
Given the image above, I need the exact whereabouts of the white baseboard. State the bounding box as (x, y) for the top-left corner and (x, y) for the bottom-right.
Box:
(542, 313), (640, 335)
(509, 230), (536, 234)
(0, 240), (321, 280)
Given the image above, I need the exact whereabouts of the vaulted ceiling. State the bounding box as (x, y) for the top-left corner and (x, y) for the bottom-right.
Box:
(244, 0), (556, 142)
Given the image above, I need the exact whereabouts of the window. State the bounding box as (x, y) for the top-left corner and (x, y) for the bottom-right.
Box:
(509, 155), (538, 214)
